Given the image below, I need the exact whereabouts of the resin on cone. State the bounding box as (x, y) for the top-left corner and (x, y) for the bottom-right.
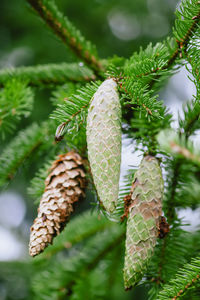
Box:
(86, 78), (121, 213)
(124, 155), (163, 288)
(29, 152), (86, 257)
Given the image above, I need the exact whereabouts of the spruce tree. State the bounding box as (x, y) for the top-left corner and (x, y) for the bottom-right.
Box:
(0, 0), (200, 299)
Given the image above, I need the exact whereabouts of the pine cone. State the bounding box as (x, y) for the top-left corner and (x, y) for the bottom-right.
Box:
(29, 151), (86, 257)
(86, 78), (121, 213)
(124, 155), (163, 288)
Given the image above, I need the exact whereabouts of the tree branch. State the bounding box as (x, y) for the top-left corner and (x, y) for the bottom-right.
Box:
(149, 10), (200, 88)
(172, 273), (200, 300)
(27, 0), (105, 74)
(61, 230), (125, 299)
(0, 63), (96, 88)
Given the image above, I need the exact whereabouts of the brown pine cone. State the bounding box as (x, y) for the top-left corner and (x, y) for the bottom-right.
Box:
(29, 151), (86, 257)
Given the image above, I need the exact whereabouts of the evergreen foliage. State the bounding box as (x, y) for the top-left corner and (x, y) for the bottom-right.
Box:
(51, 81), (101, 139)
(27, 0), (104, 74)
(32, 225), (125, 300)
(50, 82), (80, 107)
(147, 224), (191, 297)
(0, 123), (43, 187)
(1, 0), (200, 299)
(27, 156), (56, 202)
(0, 79), (34, 138)
(158, 256), (200, 300)
(0, 63), (95, 87)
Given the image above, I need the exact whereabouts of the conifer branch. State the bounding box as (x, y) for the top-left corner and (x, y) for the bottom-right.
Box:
(27, 0), (104, 74)
(60, 229), (125, 299)
(50, 82), (79, 108)
(70, 245), (123, 299)
(148, 226), (190, 294)
(180, 70), (200, 138)
(118, 80), (153, 116)
(149, 0), (200, 88)
(0, 122), (50, 188)
(27, 156), (56, 202)
(51, 81), (101, 138)
(158, 257), (200, 300)
(109, 44), (173, 145)
(0, 79), (34, 138)
(152, 71), (200, 289)
(1, 1), (200, 298)
(174, 1), (200, 47)
(186, 31), (200, 80)
(150, 72), (200, 287)
(0, 63), (96, 87)
(32, 226), (125, 298)
(158, 90), (200, 222)
(183, 109), (200, 139)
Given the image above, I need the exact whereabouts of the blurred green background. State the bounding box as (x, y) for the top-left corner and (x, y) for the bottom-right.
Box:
(1, 0), (192, 299)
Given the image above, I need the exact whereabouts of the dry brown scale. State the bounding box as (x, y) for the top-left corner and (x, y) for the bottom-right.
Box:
(29, 151), (86, 257)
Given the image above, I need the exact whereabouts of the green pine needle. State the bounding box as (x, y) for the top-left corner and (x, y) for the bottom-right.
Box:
(0, 63), (95, 88)
(51, 81), (101, 137)
(0, 79), (34, 139)
(0, 123), (45, 188)
(158, 256), (200, 300)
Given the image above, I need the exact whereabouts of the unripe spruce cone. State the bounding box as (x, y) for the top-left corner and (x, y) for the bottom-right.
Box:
(124, 155), (163, 289)
(86, 78), (121, 213)
(29, 151), (86, 257)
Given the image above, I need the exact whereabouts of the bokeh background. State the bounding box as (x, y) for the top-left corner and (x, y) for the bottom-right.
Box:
(0, 0), (197, 299)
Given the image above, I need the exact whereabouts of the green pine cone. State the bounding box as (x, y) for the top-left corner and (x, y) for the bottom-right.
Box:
(86, 78), (121, 213)
(124, 155), (163, 289)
